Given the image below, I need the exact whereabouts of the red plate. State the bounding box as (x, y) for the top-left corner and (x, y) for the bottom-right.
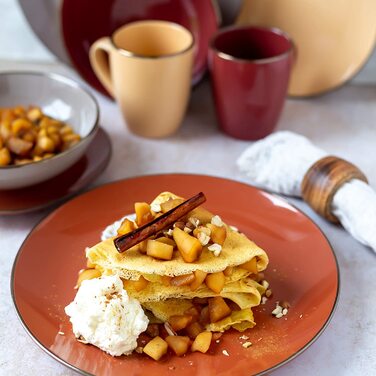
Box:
(11, 174), (339, 375)
(61, 0), (219, 97)
(0, 128), (111, 215)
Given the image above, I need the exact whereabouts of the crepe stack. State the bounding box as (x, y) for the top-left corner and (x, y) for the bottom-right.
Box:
(86, 192), (269, 333)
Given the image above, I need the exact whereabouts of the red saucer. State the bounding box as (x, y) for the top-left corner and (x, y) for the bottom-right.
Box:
(0, 128), (111, 215)
(61, 0), (219, 97)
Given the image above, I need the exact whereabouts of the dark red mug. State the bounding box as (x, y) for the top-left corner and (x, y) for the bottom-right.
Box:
(209, 26), (294, 140)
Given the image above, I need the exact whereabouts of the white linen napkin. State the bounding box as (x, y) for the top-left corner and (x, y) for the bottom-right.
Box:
(237, 131), (376, 252)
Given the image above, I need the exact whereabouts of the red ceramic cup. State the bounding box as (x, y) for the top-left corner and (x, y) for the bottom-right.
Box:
(209, 26), (294, 140)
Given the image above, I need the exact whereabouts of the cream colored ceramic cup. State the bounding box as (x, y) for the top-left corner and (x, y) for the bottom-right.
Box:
(90, 20), (194, 138)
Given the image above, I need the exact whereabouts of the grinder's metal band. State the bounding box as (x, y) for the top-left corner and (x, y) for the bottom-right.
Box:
(301, 156), (368, 223)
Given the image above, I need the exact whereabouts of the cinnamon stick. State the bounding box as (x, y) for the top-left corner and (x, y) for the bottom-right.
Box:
(114, 192), (206, 253)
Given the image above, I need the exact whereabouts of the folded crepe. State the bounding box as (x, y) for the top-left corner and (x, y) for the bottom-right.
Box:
(86, 192), (269, 333)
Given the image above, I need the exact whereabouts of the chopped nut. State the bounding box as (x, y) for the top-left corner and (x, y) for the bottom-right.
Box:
(272, 301), (289, 318)
(198, 226), (211, 236)
(208, 243), (222, 256)
(229, 225), (239, 232)
(215, 339), (220, 343)
(211, 215), (224, 227)
(261, 280), (269, 289)
(242, 341), (252, 348)
(272, 303), (283, 316)
(239, 335), (249, 340)
(197, 232), (210, 246)
(150, 203), (161, 213)
(184, 226), (192, 233)
(164, 322), (177, 336)
(222, 349), (229, 356)
(135, 346), (143, 354)
(188, 217), (200, 227)
(265, 289), (272, 298)
(261, 296), (268, 305)
(58, 331), (65, 335)
(164, 228), (174, 237)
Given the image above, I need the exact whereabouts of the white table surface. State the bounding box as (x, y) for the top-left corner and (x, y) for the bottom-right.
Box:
(1, 1), (376, 375)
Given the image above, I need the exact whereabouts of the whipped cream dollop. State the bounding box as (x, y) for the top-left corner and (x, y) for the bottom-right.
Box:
(65, 275), (148, 356)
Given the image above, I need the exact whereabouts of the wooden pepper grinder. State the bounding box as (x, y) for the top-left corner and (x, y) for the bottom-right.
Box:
(301, 156), (368, 223)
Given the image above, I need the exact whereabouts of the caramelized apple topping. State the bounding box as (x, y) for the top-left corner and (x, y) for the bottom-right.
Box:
(114, 192), (206, 253)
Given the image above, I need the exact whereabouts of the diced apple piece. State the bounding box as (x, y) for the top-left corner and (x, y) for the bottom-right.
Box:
(186, 321), (204, 339)
(168, 315), (193, 332)
(223, 266), (233, 277)
(76, 268), (101, 288)
(191, 331), (212, 353)
(198, 306), (210, 326)
(184, 306), (201, 321)
(165, 335), (190, 356)
(206, 223), (227, 246)
(208, 297), (231, 323)
(156, 237), (176, 247)
(123, 275), (149, 292)
(240, 257), (258, 273)
(135, 202), (154, 226)
(160, 275), (172, 286)
(143, 336), (168, 360)
(205, 272), (225, 293)
(117, 218), (136, 235)
(190, 270), (208, 291)
(173, 227), (202, 263)
(146, 239), (173, 260)
(170, 273), (195, 286)
(160, 198), (184, 213)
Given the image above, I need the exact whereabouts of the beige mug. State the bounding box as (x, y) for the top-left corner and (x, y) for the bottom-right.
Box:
(89, 20), (194, 138)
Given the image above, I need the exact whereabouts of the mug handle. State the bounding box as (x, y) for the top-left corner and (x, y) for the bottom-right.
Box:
(89, 37), (115, 97)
